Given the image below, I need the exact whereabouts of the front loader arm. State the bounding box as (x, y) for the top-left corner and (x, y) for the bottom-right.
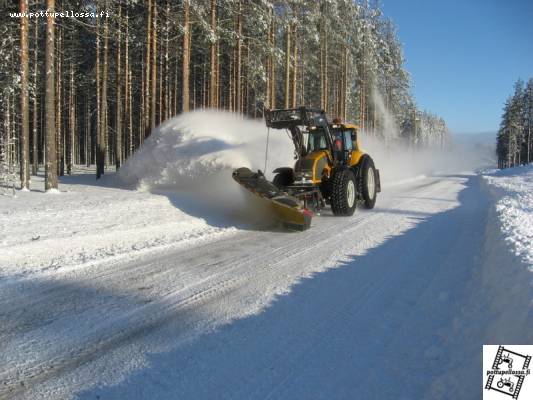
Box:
(289, 126), (307, 158)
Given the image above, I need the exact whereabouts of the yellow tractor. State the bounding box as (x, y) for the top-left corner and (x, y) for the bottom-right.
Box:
(233, 107), (380, 230)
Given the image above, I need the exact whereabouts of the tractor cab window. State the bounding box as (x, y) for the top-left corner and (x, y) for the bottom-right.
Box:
(331, 128), (353, 151)
(343, 131), (353, 150)
(352, 129), (358, 150)
(306, 128), (328, 152)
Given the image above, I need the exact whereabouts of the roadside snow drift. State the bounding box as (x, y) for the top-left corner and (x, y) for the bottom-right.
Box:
(483, 165), (533, 268)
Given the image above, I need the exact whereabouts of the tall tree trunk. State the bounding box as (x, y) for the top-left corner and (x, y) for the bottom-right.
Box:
(164, 0), (170, 120)
(159, 42), (163, 123)
(19, 0), (30, 189)
(320, 24), (324, 109)
(67, 63), (74, 174)
(56, 28), (63, 176)
(203, 63), (208, 108)
(235, 0), (242, 114)
(115, 2), (122, 170)
(229, 49), (233, 111)
(124, 1), (130, 157)
(291, 24), (297, 109)
(359, 52), (365, 132)
(182, 0), (190, 112)
(216, 38), (220, 108)
(244, 40), (249, 114)
(96, 14), (103, 178)
(150, 1), (157, 130)
(102, 1), (109, 167)
(174, 50), (178, 115)
(270, 14), (276, 110)
(145, 0), (152, 136)
(32, 16), (39, 175)
(323, 33), (328, 113)
(527, 86), (533, 164)
(284, 24), (290, 109)
(172, 41), (179, 115)
(86, 95), (90, 166)
(265, 11), (271, 111)
(5, 96), (13, 182)
(44, 0), (57, 190)
(140, 52), (145, 146)
(209, 0), (217, 108)
(342, 43), (348, 121)
(128, 63), (133, 156)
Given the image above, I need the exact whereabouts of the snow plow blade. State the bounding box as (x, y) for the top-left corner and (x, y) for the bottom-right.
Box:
(232, 167), (312, 231)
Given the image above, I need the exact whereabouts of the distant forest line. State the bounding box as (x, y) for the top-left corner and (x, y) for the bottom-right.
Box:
(496, 78), (533, 169)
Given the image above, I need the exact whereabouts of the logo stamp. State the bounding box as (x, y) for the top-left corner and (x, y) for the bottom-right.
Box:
(484, 345), (532, 399)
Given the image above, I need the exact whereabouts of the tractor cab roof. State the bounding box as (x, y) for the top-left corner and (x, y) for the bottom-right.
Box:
(265, 107), (360, 133)
(329, 122), (359, 131)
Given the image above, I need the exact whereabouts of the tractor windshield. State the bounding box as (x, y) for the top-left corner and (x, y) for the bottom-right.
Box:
(330, 128), (356, 151)
(306, 128), (328, 152)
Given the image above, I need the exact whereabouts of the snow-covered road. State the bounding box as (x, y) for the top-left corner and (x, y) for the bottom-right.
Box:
(1, 171), (531, 399)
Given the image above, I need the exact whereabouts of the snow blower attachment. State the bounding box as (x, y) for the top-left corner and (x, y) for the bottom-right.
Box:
(232, 167), (313, 231)
(233, 107), (381, 231)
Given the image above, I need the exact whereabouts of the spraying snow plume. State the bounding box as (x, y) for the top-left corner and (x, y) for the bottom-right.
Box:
(117, 109), (495, 225)
(366, 87), (495, 183)
(117, 110), (295, 226)
(118, 110), (294, 188)
(363, 134), (495, 186)
(371, 87), (400, 141)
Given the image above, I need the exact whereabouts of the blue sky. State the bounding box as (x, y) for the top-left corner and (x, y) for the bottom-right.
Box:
(382, 0), (533, 134)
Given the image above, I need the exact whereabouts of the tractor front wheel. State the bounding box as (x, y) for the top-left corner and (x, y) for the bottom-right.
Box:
(330, 169), (357, 216)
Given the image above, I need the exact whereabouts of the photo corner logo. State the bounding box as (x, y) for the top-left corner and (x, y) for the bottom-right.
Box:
(484, 345), (532, 399)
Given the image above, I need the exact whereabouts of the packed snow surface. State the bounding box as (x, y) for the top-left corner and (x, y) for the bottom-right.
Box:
(0, 111), (530, 400)
(0, 169), (237, 278)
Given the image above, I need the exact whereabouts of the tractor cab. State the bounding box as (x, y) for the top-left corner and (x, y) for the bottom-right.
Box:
(328, 122), (363, 167)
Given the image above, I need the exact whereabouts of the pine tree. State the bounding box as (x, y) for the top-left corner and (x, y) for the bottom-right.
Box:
(19, 0), (30, 189)
(182, 0), (190, 112)
(525, 79), (533, 164)
(44, 0), (58, 190)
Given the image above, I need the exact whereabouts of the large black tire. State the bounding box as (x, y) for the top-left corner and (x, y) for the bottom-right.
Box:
(330, 169), (357, 216)
(358, 156), (377, 209)
(272, 169), (294, 188)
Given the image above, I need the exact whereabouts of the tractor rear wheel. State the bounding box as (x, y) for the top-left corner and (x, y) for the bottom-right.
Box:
(330, 169), (357, 216)
(359, 156), (377, 209)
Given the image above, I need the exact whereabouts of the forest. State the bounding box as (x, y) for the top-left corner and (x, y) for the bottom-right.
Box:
(1, 0), (450, 191)
(496, 78), (533, 169)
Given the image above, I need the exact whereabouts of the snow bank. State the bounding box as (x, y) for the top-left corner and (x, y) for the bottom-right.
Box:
(483, 165), (533, 269)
